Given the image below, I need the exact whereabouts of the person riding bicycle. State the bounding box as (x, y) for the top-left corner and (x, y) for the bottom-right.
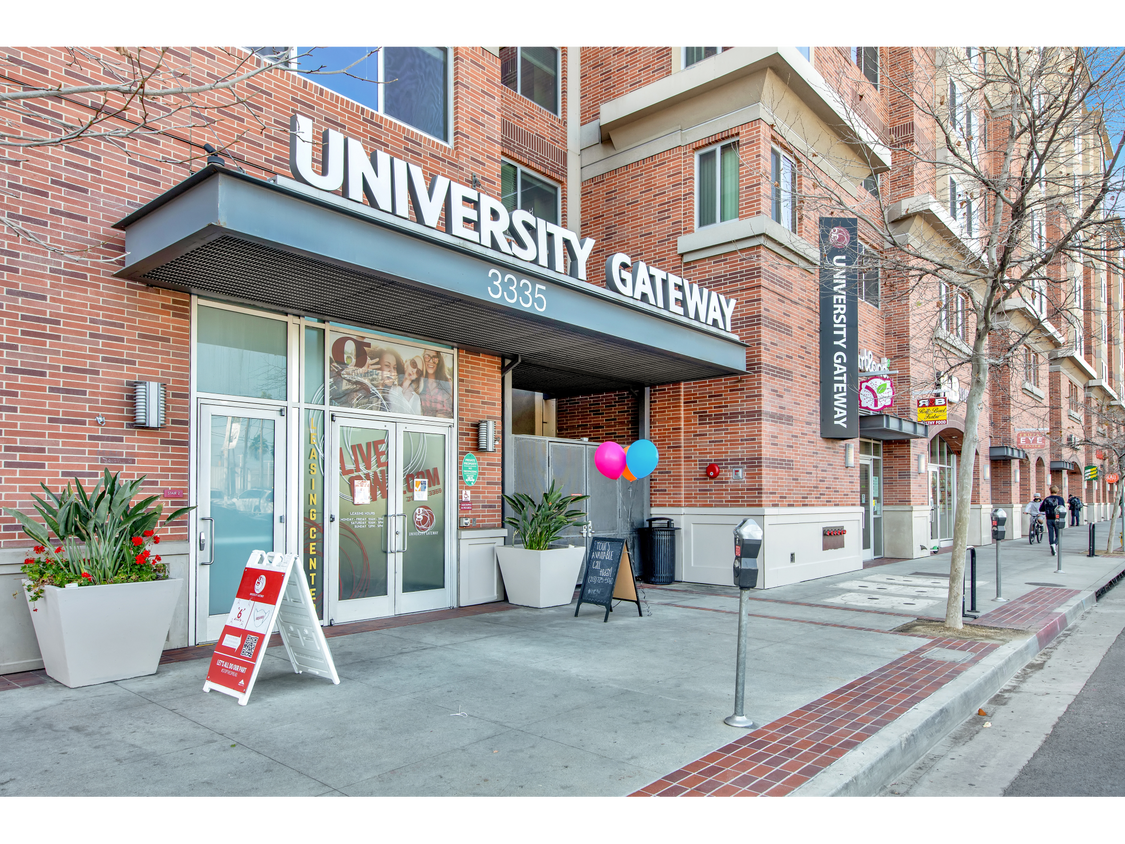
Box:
(1025, 494), (1045, 539)
(1040, 485), (1067, 556)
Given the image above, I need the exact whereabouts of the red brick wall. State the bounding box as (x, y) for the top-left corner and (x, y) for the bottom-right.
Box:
(556, 391), (639, 443)
(457, 351), (503, 528)
(0, 46), (513, 547)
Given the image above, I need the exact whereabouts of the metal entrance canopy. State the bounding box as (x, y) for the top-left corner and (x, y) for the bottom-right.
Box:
(114, 166), (747, 397)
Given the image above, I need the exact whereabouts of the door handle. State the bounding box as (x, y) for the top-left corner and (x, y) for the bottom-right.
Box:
(398, 513), (408, 552)
(199, 517), (215, 565)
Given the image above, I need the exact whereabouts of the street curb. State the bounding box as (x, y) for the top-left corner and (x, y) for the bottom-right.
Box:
(792, 578), (1111, 797)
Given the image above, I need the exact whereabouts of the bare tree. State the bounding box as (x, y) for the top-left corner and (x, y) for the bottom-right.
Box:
(790, 47), (1125, 629)
(0, 46), (382, 263)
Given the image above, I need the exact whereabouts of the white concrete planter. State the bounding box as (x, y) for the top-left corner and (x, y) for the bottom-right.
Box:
(494, 546), (585, 608)
(24, 578), (183, 688)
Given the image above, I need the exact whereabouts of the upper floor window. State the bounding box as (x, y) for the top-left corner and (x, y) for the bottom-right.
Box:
(948, 80), (962, 133)
(1069, 380), (1080, 409)
(858, 243), (880, 308)
(685, 47), (722, 68)
(501, 161), (560, 226)
(771, 148), (796, 232)
(852, 47), (879, 88)
(296, 47), (450, 142)
(697, 141), (739, 228)
(1024, 347), (1040, 388)
(949, 176), (961, 223)
(500, 47), (559, 115)
(862, 172), (880, 198)
(939, 282), (966, 340)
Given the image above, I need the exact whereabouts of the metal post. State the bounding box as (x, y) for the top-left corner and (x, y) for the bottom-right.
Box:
(724, 589), (756, 729)
(1056, 525), (1064, 574)
(969, 547), (978, 615)
(994, 535), (1007, 603)
(1089, 522), (1095, 557)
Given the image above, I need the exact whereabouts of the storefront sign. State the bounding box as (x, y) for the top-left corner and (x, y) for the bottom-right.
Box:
(1106, 473), (1120, 484)
(289, 114), (738, 332)
(1016, 431), (1047, 449)
(462, 452), (479, 486)
(604, 253), (736, 331)
(819, 218), (859, 439)
(1085, 465), (1099, 480)
(917, 397), (948, 425)
(289, 114), (595, 281)
(858, 374), (894, 412)
(329, 333), (454, 419)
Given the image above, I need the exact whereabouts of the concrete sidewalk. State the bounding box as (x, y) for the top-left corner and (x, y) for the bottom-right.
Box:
(2, 522), (1123, 797)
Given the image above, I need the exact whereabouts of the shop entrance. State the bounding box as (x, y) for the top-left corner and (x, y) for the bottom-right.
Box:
(326, 415), (453, 623)
(196, 402), (288, 642)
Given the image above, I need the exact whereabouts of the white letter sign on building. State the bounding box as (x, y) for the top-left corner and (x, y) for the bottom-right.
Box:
(289, 114), (596, 281)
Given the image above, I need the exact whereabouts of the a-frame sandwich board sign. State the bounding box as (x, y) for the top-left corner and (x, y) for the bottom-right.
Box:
(575, 537), (643, 622)
(203, 550), (339, 705)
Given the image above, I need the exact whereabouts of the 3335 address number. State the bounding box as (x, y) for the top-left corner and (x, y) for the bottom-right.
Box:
(487, 268), (547, 312)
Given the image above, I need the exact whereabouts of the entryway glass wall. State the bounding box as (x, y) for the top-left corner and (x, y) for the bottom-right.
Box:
(929, 436), (957, 546)
(192, 298), (457, 643)
(859, 439), (883, 560)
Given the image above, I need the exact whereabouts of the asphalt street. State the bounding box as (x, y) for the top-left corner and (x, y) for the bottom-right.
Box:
(880, 579), (1125, 796)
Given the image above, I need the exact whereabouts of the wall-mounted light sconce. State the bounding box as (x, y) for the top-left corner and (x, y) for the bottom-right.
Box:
(917, 452), (927, 474)
(984, 462), (991, 481)
(844, 442), (855, 468)
(477, 420), (496, 452)
(133, 381), (166, 428)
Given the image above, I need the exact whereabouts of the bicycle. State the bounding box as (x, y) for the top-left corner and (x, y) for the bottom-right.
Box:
(1028, 515), (1044, 544)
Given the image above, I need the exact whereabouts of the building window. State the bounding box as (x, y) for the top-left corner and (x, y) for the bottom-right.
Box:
(852, 47), (879, 88)
(858, 243), (880, 307)
(796, 47), (811, 62)
(952, 175), (981, 241)
(697, 141), (739, 228)
(862, 172), (880, 198)
(501, 161), (560, 225)
(685, 47), (721, 68)
(940, 283), (967, 340)
(1069, 380), (1080, 410)
(500, 47), (559, 115)
(771, 147), (796, 232)
(296, 47), (450, 142)
(949, 80), (961, 133)
(1025, 347), (1040, 388)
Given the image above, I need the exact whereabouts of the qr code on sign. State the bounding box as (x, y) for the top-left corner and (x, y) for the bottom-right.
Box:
(240, 634), (259, 659)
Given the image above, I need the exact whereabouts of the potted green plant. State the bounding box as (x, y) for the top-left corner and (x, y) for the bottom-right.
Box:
(495, 482), (589, 608)
(5, 470), (193, 688)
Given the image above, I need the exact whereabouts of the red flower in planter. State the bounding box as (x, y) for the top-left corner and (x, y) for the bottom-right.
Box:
(152, 535), (161, 544)
(54, 546), (63, 554)
(33, 545), (45, 554)
(132, 537), (144, 546)
(81, 572), (92, 580)
(143, 530), (154, 537)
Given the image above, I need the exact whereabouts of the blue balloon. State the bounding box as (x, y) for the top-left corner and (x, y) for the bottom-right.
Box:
(626, 439), (659, 479)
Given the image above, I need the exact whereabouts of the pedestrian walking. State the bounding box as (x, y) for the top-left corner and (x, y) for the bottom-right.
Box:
(1040, 485), (1067, 556)
(1068, 494), (1083, 526)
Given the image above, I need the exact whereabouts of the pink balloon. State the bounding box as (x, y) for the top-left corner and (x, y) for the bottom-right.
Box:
(594, 441), (627, 480)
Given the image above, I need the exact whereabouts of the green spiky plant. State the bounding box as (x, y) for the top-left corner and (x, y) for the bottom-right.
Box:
(501, 481), (589, 551)
(6, 470), (193, 601)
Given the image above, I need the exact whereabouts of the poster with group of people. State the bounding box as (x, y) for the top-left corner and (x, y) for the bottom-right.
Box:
(329, 333), (454, 418)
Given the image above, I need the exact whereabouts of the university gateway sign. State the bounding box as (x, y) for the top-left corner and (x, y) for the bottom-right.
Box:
(819, 218), (858, 439)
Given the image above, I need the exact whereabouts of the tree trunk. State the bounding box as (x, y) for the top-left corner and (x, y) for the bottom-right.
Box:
(943, 337), (990, 630)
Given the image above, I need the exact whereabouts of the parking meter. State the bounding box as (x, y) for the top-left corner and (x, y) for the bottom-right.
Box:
(726, 517), (763, 729)
(990, 508), (1007, 541)
(733, 518), (763, 589)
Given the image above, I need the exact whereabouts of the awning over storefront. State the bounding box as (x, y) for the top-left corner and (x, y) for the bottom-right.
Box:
(1051, 460), (1080, 472)
(114, 167), (746, 397)
(989, 445), (1028, 461)
(858, 413), (928, 440)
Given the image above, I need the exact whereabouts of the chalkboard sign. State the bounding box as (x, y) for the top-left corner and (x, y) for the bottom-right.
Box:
(575, 537), (642, 622)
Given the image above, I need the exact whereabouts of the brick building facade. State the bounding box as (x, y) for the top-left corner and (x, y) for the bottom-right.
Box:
(1, 46), (1119, 671)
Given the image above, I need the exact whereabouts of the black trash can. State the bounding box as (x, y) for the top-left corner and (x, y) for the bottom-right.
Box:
(638, 517), (678, 584)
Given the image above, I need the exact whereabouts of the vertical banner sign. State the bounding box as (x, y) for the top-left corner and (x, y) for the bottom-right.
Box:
(819, 218), (859, 439)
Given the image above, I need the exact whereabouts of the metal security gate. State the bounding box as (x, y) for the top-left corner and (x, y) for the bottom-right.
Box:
(510, 435), (646, 573)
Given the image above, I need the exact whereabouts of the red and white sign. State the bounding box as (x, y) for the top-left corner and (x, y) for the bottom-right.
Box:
(1016, 431), (1047, 450)
(204, 551), (339, 705)
(1107, 473), (1120, 484)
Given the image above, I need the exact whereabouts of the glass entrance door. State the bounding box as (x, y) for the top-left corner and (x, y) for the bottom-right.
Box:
(196, 403), (287, 642)
(860, 461), (872, 561)
(327, 416), (451, 623)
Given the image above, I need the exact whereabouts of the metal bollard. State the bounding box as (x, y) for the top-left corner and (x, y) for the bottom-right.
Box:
(994, 533), (1007, 603)
(1089, 522), (1095, 557)
(966, 547), (978, 617)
